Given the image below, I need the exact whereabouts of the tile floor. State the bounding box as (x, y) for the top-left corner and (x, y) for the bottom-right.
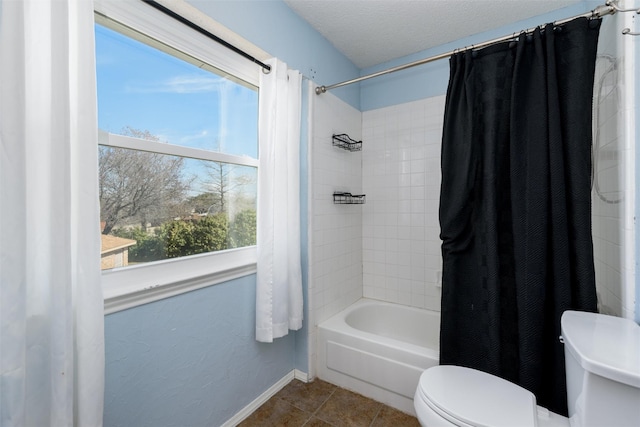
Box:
(238, 379), (420, 427)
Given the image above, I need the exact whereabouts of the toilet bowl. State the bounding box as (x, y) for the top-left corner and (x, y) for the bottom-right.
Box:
(414, 311), (640, 427)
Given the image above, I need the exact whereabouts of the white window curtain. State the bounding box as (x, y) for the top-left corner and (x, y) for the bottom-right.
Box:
(0, 0), (104, 426)
(256, 58), (303, 343)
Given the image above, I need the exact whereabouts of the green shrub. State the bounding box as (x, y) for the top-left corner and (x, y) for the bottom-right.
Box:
(229, 209), (256, 248)
(112, 226), (165, 262)
(163, 214), (229, 258)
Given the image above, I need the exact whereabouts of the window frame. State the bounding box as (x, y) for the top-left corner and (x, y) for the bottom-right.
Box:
(95, 0), (261, 314)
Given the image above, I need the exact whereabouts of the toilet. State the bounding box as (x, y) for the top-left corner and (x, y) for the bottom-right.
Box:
(414, 311), (640, 427)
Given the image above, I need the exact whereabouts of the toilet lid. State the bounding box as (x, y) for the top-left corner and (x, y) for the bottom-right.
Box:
(418, 366), (537, 427)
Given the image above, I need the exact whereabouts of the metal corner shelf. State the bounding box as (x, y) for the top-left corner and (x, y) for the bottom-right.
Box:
(333, 192), (366, 205)
(332, 134), (362, 152)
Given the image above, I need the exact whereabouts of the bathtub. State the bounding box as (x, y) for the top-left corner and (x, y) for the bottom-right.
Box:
(317, 299), (440, 415)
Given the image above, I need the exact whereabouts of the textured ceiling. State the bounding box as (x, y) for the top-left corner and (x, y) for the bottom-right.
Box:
(284, 0), (583, 68)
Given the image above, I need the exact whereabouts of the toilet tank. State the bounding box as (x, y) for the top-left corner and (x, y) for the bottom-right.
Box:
(561, 311), (640, 427)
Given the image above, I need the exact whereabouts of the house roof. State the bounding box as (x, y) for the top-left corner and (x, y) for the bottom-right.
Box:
(101, 234), (137, 254)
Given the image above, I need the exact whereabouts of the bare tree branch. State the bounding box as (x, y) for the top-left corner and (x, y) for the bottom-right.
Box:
(99, 127), (190, 234)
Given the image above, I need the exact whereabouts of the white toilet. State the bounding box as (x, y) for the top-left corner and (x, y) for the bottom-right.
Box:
(414, 311), (640, 427)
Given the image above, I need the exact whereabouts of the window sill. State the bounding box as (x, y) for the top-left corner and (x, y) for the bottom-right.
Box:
(103, 246), (257, 314)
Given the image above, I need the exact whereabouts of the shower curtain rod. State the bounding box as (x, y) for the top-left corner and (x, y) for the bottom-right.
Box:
(315, 2), (618, 95)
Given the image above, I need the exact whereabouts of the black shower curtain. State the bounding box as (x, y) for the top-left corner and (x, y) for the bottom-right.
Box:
(439, 18), (601, 416)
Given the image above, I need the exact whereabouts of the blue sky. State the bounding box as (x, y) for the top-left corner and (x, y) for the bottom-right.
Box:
(94, 23), (258, 159)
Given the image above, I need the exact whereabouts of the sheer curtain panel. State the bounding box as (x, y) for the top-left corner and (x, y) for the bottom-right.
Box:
(0, 0), (105, 425)
(256, 58), (303, 343)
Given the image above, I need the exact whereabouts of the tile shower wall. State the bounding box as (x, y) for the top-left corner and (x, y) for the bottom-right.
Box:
(591, 9), (636, 319)
(308, 85), (363, 377)
(361, 96), (446, 311)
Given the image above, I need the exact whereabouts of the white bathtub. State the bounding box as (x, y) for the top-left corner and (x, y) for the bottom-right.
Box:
(317, 299), (440, 415)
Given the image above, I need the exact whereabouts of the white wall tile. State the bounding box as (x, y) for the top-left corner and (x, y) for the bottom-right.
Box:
(362, 96), (446, 311)
(310, 88), (363, 329)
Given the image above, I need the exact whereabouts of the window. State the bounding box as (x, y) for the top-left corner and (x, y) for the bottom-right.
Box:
(95, 1), (261, 312)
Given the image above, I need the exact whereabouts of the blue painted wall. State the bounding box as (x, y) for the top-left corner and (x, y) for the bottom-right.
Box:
(104, 275), (295, 426)
(187, 0), (360, 109)
(359, 2), (593, 111)
(295, 80), (311, 372)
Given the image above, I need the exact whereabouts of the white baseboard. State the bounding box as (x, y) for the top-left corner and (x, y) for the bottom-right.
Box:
(294, 368), (310, 383)
(221, 369), (309, 426)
